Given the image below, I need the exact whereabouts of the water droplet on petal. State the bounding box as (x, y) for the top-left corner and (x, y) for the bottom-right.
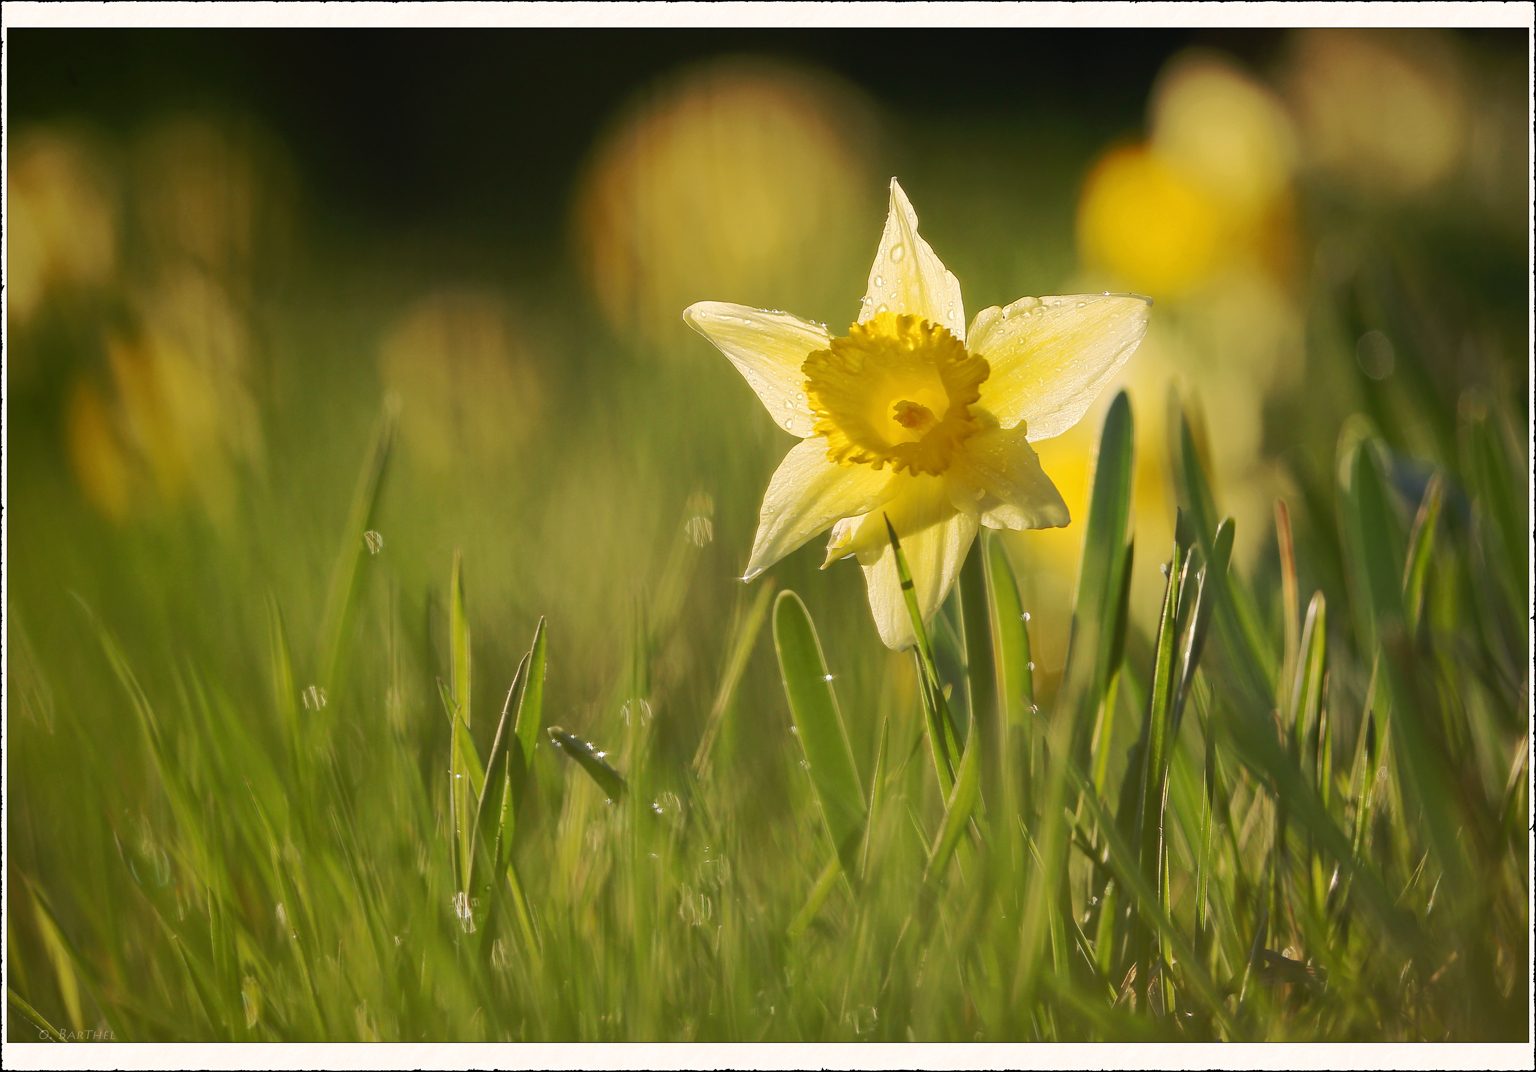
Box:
(890, 243), (905, 262)
(876, 304), (889, 314)
(1022, 611), (1031, 622)
(1027, 661), (1036, 671)
(874, 275), (884, 287)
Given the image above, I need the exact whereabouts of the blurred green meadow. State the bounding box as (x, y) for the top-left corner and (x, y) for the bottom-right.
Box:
(4, 28), (1530, 1044)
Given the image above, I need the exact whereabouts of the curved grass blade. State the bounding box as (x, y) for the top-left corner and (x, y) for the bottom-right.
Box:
(787, 856), (843, 940)
(958, 542), (997, 807)
(547, 727), (627, 801)
(318, 397), (397, 691)
(1401, 470), (1444, 633)
(924, 726), (982, 887)
(8, 987), (69, 1043)
(885, 516), (960, 794)
(773, 590), (866, 878)
(982, 531), (1033, 810)
(1171, 394), (1275, 698)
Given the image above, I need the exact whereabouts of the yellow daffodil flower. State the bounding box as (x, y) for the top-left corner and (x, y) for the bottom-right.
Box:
(686, 179), (1149, 649)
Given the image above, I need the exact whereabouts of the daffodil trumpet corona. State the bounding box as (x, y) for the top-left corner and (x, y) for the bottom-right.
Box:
(686, 179), (1149, 650)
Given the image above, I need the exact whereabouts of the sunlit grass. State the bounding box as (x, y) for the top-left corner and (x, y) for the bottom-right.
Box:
(6, 91), (1529, 1043)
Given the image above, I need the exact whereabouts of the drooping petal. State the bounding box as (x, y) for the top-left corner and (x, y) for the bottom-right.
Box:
(857, 179), (965, 340)
(684, 301), (827, 436)
(745, 437), (897, 580)
(946, 422), (1070, 531)
(837, 473), (962, 564)
(966, 293), (1149, 441)
(860, 509), (978, 651)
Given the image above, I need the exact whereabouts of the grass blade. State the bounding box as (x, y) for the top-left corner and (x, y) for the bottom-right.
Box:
(772, 590), (867, 878)
(546, 727), (627, 801)
(885, 516), (960, 795)
(1016, 391), (1134, 1010)
(1401, 470), (1444, 633)
(317, 397), (397, 691)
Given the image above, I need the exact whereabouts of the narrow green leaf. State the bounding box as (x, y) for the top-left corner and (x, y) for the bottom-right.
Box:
(787, 856), (843, 939)
(8, 987), (69, 1043)
(1291, 593), (1328, 768)
(511, 617), (548, 808)
(860, 713), (891, 884)
(1401, 470), (1444, 633)
(959, 543), (997, 806)
(772, 590), (867, 877)
(1132, 538), (1183, 993)
(1014, 391), (1134, 1013)
(1066, 390), (1135, 738)
(924, 727), (982, 886)
(1171, 396), (1276, 697)
(318, 398), (397, 691)
(547, 727), (627, 801)
(983, 531), (1033, 813)
(468, 652), (530, 897)
(885, 516), (960, 792)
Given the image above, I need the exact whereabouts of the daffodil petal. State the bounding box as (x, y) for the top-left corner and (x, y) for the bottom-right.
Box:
(745, 437), (897, 580)
(947, 423), (1070, 530)
(860, 509), (978, 651)
(684, 301), (826, 436)
(858, 179), (965, 339)
(841, 473), (963, 564)
(967, 293), (1149, 441)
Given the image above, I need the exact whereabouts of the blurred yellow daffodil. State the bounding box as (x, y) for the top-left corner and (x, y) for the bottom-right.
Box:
(686, 179), (1148, 649)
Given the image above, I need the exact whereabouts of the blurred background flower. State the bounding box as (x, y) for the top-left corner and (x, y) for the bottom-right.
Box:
(27, 112), (290, 523)
(1281, 28), (1468, 199)
(7, 128), (118, 332)
(572, 57), (881, 350)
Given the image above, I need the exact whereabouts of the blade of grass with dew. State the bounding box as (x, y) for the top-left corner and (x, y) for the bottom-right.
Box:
(317, 398), (397, 693)
(982, 529), (1033, 816)
(9, 987), (70, 1043)
(447, 550), (484, 899)
(1014, 390), (1134, 1012)
(469, 651), (529, 900)
(547, 727), (627, 802)
(772, 590), (867, 881)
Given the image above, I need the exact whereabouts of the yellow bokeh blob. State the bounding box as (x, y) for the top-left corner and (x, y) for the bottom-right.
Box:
(1282, 29), (1467, 197)
(6, 129), (117, 328)
(1077, 144), (1224, 300)
(133, 113), (296, 287)
(573, 58), (879, 348)
(65, 269), (262, 521)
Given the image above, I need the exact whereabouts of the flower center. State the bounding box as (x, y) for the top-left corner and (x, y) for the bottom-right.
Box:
(803, 312), (989, 476)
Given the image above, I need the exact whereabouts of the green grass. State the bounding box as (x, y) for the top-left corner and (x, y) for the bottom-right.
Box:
(9, 371), (1527, 1042)
(6, 121), (1530, 1043)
